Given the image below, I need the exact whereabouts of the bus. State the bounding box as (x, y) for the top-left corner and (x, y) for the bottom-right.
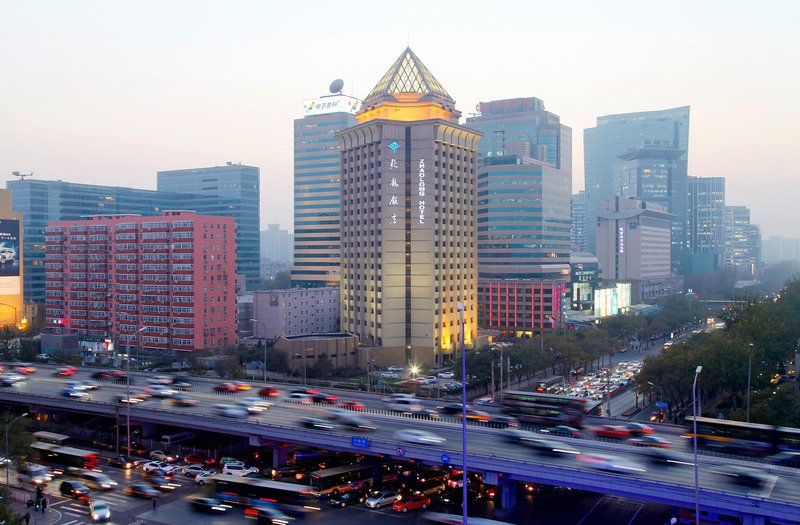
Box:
(32, 431), (70, 445)
(584, 399), (604, 417)
(684, 416), (800, 457)
(501, 391), (589, 427)
(419, 511), (515, 525)
(30, 442), (100, 475)
(210, 474), (320, 515)
(308, 464), (376, 498)
(535, 375), (565, 393)
(677, 507), (741, 525)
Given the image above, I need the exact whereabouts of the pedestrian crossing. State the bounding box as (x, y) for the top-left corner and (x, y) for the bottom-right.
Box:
(59, 491), (130, 520)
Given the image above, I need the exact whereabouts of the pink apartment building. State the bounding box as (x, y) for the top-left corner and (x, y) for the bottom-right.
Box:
(44, 211), (236, 352)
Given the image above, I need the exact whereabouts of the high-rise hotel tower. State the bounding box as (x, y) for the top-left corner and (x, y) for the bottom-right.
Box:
(337, 48), (480, 367)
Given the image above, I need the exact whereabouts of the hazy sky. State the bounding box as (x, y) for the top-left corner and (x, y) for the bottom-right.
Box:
(2, 0), (798, 237)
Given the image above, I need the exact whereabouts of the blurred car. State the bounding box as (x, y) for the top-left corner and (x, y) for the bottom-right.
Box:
(486, 415), (519, 429)
(291, 387), (320, 396)
(78, 471), (118, 490)
(768, 451), (800, 468)
(629, 436), (672, 448)
(521, 436), (580, 456)
(182, 464), (210, 477)
(258, 386), (280, 398)
(124, 482), (160, 498)
(286, 392), (312, 405)
(337, 400), (365, 411)
(89, 500), (111, 522)
(625, 422), (654, 436)
(171, 394), (197, 407)
(214, 383), (237, 393)
(402, 408), (441, 421)
(312, 392), (338, 404)
(184, 454), (207, 465)
(235, 382), (252, 391)
(61, 387), (90, 399)
(189, 497), (231, 514)
(59, 479), (90, 499)
(142, 461), (176, 474)
(222, 462), (259, 476)
(393, 493), (430, 512)
(172, 376), (193, 390)
(245, 506), (296, 524)
(216, 404), (249, 418)
(339, 414), (376, 432)
(575, 453), (645, 474)
(592, 425), (631, 439)
(144, 476), (179, 491)
(108, 455), (137, 469)
(393, 429), (446, 445)
(55, 366), (78, 377)
(330, 489), (367, 508)
(365, 490), (399, 508)
(237, 397), (272, 413)
(150, 450), (177, 462)
(541, 425), (583, 438)
(144, 385), (176, 398)
(0, 374), (25, 386)
(114, 393), (147, 404)
(13, 364), (36, 374)
(143, 468), (174, 480)
(300, 417), (334, 431)
(271, 464), (309, 480)
(718, 466), (768, 487)
(195, 471), (216, 485)
(643, 448), (685, 466)
(68, 380), (100, 391)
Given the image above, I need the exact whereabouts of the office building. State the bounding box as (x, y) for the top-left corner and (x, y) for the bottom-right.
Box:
(157, 163), (260, 292)
(724, 206), (760, 279)
(252, 287), (340, 341)
(584, 106), (690, 264)
(762, 236), (800, 264)
(44, 211), (236, 352)
(292, 92), (360, 288)
(8, 179), (208, 304)
(338, 47), (480, 367)
(0, 190), (23, 329)
(596, 197), (676, 303)
(261, 224), (293, 279)
(570, 252), (600, 312)
(686, 176), (726, 275)
(475, 155), (571, 336)
(571, 191), (587, 253)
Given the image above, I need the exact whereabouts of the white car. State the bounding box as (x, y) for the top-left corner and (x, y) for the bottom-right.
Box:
(379, 371), (399, 378)
(195, 471), (216, 485)
(89, 499), (111, 522)
(393, 429), (446, 445)
(437, 372), (455, 379)
(149, 450), (177, 462)
(142, 461), (176, 474)
(237, 397), (271, 413)
(285, 392), (312, 405)
(222, 463), (259, 477)
(216, 404), (249, 418)
(182, 464), (210, 478)
(421, 376), (438, 385)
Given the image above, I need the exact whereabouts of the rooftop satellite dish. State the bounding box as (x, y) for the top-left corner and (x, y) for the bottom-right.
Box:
(12, 171), (33, 180)
(329, 79), (344, 94)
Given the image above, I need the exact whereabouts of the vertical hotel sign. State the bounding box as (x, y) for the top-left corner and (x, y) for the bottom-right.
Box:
(0, 219), (21, 295)
(386, 140), (402, 226)
(417, 159), (426, 224)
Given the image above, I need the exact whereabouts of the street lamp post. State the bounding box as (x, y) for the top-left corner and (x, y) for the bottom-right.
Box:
(126, 327), (147, 458)
(294, 350), (308, 385)
(457, 302), (467, 525)
(250, 319), (268, 382)
(747, 343), (753, 423)
(692, 365), (703, 525)
(5, 412), (28, 488)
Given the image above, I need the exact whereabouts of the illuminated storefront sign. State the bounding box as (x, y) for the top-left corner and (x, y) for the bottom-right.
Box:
(387, 141), (402, 226)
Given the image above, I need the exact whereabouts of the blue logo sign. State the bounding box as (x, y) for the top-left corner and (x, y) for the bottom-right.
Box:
(388, 141), (400, 153)
(655, 401), (668, 409)
(396, 447), (405, 456)
(351, 436), (370, 449)
(441, 454), (450, 463)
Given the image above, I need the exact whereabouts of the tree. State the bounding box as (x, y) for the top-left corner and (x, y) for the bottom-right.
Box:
(262, 271), (291, 290)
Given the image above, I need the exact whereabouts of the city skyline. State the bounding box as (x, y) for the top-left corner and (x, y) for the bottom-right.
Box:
(1, 0), (797, 237)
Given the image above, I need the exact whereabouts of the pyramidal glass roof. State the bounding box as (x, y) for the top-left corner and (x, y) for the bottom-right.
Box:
(365, 47), (453, 103)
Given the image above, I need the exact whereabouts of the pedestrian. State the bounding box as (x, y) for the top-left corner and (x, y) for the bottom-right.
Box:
(41, 497), (47, 513)
(152, 496), (157, 511)
(24, 512), (30, 525)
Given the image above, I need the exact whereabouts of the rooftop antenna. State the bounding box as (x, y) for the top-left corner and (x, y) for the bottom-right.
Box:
(11, 171), (33, 180)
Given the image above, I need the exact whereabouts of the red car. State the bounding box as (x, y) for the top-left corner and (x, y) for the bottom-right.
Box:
(592, 424), (630, 439)
(55, 366), (78, 377)
(13, 365), (36, 374)
(258, 386), (280, 398)
(235, 382), (252, 391)
(214, 383), (237, 393)
(392, 494), (431, 513)
(337, 400), (365, 411)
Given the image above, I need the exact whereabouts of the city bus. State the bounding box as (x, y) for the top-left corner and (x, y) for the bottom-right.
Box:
(308, 464), (376, 498)
(684, 416), (800, 456)
(535, 375), (565, 393)
(210, 474), (320, 515)
(32, 431), (70, 445)
(419, 511), (515, 525)
(30, 442), (100, 475)
(501, 391), (589, 427)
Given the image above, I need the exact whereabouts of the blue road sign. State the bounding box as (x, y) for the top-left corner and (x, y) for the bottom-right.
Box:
(396, 447), (405, 456)
(441, 454), (450, 463)
(351, 436), (370, 449)
(655, 401), (668, 409)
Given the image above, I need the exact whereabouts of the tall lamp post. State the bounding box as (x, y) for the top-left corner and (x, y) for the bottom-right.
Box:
(5, 412), (28, 488)
(250, 319), (268, 382)
(746, 343), (753, 423)
(294, 350), (308, 385)
(126, 327), (147, 458)
(457, 302), (468, 525)
(692, 365), (703, 525)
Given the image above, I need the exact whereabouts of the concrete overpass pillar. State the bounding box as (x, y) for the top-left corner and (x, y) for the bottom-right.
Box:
(140, 421), (156, 438)
(272, 446), (289, 467)
(497, 476), (516, 510)
(741, 514), (765, 525)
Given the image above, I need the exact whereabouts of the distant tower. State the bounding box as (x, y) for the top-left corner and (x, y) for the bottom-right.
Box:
(291, 81), (361, 288)
(338, 48), (480, 367)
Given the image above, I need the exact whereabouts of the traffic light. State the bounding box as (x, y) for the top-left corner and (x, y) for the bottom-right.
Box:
(35, 485), (43, 499)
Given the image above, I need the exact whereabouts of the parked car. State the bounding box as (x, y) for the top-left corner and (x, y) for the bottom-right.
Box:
(149, 450), (177, 462)
(222, 463), (259, 477)
(392, 494), (431, 512)
(330, 489), (367, 508)
(437, 372), (455, 379)
(195, 471), (216, 485)
(182, 464), (211, 478)
(142, 461), (176, 474)
(365, 490), (399, 508)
